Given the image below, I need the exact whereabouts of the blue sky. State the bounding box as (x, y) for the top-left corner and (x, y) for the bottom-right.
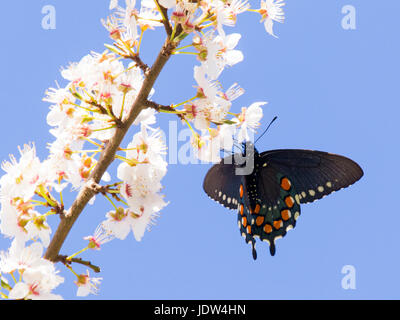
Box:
(0, 0), (399, 299)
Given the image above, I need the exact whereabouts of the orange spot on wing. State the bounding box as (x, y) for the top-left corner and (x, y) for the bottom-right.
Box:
(239, 184), (244, 198)
(247, 225), (252, 234)
(242, 216), (247, 228)
(256, 216), (264, 226)
(284, 196), (295, 208)
(281, 177), (291, 191)
(240, 204), (244, 216)
(273, 220), (283, 230)
(281, 209), (291, 221)
(264, 224), (273, 234)
(254, 204), (261, 214)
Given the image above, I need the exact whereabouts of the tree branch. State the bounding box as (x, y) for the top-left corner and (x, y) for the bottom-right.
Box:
(56, 255), (101, 274)
(145, 100), (185, 119)
(127, 54), (150, 76)
(44, 38), (178, 262)
(155, 1), (173, 37)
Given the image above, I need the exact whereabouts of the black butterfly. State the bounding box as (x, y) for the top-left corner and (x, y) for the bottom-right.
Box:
(203, 141), (363, 259)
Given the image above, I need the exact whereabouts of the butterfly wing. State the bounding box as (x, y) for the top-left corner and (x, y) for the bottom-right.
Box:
(260, 149), (363, 204)
(243, 149), (362, 258)
(203, 154), (242, 210)
(203, 149), (363, 259)
(238, 164), (301, 257)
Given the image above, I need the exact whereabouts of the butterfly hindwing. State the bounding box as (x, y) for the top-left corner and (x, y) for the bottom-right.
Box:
(237, 162), (301, 258)
(259, 172), (300, 256)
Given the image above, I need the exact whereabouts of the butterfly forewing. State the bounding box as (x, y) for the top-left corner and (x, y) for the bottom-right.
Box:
(203, 155), (242, 210)
(260, 150), (364, 204)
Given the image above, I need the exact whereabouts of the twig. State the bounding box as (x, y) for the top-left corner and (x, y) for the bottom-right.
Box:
(87, 100), (124, 128)
(155, 0), (173, 36)
(87, 180), (121, 196)
(145, 100), (185, 119)
(54, 204), (66, 217)
(57, 255), (101, 273)
(127, 54), (150, 76)
(87, 180), (107, 194)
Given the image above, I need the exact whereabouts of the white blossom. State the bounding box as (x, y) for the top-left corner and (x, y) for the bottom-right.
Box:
(196, 124), (236, 163)
(76, 270), (102, 297)
(84, 224), (115, 250)
(109, 0), (119, 10)
(159, 0), (176, 9)
(236, 102), (266, 143)
(0, 240), (44, 274)
(9, 267), (63, 300)
(102, 208), (131, 240)
(260, 0), (285, 37)
(1, 241), (64, 300)
(110, 126), (168, 241)
(0, 144), (42, 202)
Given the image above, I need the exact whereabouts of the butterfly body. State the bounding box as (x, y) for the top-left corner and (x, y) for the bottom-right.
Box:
(203, 142), (363, 259)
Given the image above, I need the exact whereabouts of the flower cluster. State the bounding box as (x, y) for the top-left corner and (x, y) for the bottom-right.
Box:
(0, 240), (63, 299)
(0, 0), (285, 299)
(103, 125), (168, 241)
(45, 51), (158, 186)
(106, 0), (284, 163)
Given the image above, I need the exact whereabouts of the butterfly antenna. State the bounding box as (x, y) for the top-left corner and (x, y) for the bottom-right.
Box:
(255, 116), (278, 144)
(233, 141), (242, 152)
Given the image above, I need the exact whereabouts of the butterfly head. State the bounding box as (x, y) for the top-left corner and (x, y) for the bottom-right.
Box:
(230, 141), (259, 175)
(241, 141), (258, 158)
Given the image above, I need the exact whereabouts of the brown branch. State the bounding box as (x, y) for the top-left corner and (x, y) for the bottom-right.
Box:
(155, 1), (184, 41)
(156, 0), (173, 37)
(127, 54), (150, 76)
(87, 180), (121, 197)
(34, 189), (66, 217)
(54, 204), (65, 217)
(44, 38), (178, 262)
(56, 255), (101, 273)
(87, 100), (124, 128)
(144, 100), (173, 111)
(86, 180), (107, 195)
(145, 100), (185, 120)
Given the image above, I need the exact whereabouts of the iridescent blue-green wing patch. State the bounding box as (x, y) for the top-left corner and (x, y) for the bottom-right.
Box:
(237, 165), (301, 258)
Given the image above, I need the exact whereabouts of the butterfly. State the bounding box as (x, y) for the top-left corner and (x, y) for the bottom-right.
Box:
(203, 141), (363, 259)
